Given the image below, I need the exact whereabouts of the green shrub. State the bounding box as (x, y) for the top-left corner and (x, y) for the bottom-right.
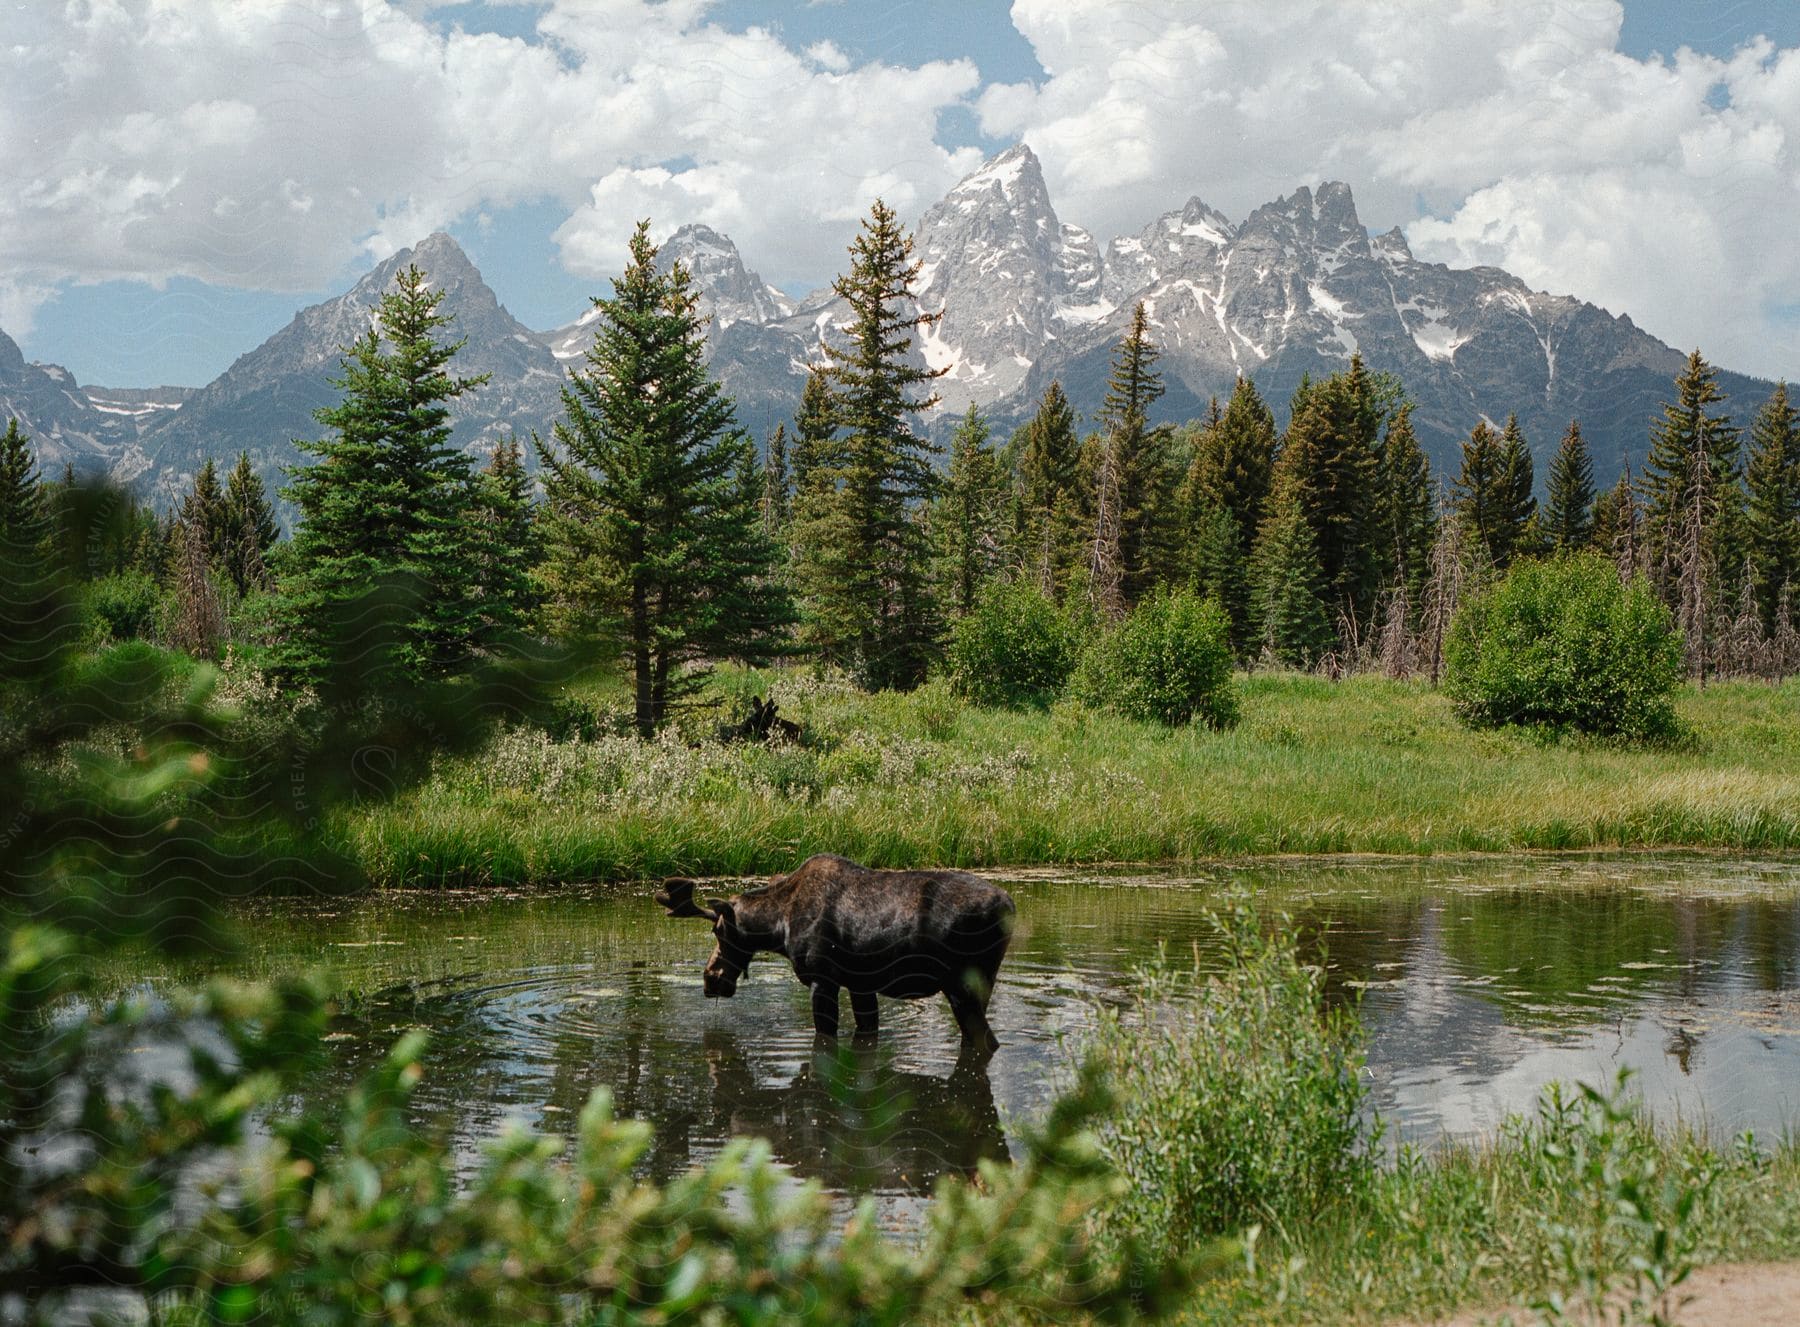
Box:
(1073, 589), (1238, 728)
(1084, 902), (1373, 1257)
(1444, 554), (1683, 741)
(945, 578), (1078, 710)
(83, 569), (164, 643)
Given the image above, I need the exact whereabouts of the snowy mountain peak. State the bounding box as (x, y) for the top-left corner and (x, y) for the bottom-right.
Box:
(945, 141), (1048, 210)
(1373, 226), (1413, 264)
(661, 223), (793, 330)
(906, 143), (1108, 415)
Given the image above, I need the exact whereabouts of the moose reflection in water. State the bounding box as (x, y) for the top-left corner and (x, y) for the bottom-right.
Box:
(656, 854), (1016, 1052)
(694, 1031), (1010, 1193)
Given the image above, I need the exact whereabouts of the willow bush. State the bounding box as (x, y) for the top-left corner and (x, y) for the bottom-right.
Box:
(1444, 553), (1683, 741)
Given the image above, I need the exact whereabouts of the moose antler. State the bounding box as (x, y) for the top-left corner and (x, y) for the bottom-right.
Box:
(655, 877), (717, 919)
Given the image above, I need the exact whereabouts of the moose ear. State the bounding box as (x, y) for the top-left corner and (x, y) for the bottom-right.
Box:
(707, 900), (736, 928)
(656, 877), (715, 920)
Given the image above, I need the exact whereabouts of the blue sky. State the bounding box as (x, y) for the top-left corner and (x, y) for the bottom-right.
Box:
(11, 1), (1800, 388)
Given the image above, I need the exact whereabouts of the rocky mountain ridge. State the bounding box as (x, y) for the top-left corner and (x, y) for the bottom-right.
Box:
(2, 145), (1776, 511)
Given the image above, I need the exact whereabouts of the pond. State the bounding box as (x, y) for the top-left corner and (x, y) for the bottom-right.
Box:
(118, 854), (1800, 1224)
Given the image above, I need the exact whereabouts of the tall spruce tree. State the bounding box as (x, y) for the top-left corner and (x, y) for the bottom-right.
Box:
(1643, 351), (1744, 676)
(1644, 350), (1743, 583)
(1188, 500), (1251, 653)
(1375, 404), (1436, 607)
(538, 222), (792, 735)
(277, 263), (489, 684)
(760, 424), (790, 539)
(932, 405), (1007, 616)
(788, 200), (945, 691)
(789, 366), (835, 499)
(1088, 302), (1173, 614)
(0, 419), (48, 555)
(173, 457), (232, 586)
(1543, 420), (1595, 550)
(1249, 467), (1333, 669)
(1746, 383), (1800, 630)
(221, 452), (278, 597)
(471, 436), (540, 648)
(1279, 354), (1383, 628)
(1010, 380), (1085, 599)
(1183, 375), (1276, 556)
(1453, 419), (1531, 571)
(1495, 412), (1539, 562)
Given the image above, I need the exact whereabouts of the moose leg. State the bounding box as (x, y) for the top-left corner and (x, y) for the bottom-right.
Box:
(850, 989), (879, 1039)
(810, 981), (841, 1038)
(946, 991), (1000, 1056)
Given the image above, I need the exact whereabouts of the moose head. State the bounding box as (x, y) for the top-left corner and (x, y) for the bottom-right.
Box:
(657, 877), (751, 998)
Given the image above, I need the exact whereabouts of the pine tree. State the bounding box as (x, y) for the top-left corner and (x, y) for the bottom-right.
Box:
(1249, 468), (1333, 669)
(181, 457), (230, 565)
(1494, 413), (1538, 565)
(277, 263), (490, 684)
(789, 366), (835, 499)
(932, 405), (1007, 616)
(788, 200), (945, 691)
(538, 222), (793, 735)
(1184, 375), (1276, 555)
(1543, 420), (1595, 550)
(1279, 355), (1383, 629)
(1187, 500), (1250, 652)
(1641, 352), (1746, 678)
(0, 419), (48, 555)
(760, 424), (790, 539)
(1010, 380), (1085, 599)
(1375, 404), (1436, 606)
(220, 452), (278, 598)
(1746, 383), (1800, 630)
(1452, 420), (1525, 570)
(1089, 302), (1173, 612)
(470, 436), (540, 647)
(1644, 349), (1743, 587)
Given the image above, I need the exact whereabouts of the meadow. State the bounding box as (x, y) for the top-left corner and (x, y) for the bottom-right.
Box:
(329, 667), (1800, 888)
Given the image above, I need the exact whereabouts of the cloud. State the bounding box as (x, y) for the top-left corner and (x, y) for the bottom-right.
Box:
(0, 0), (978, 323)
(982, 0), (1800, 377)
(9, 0), (1800, 379)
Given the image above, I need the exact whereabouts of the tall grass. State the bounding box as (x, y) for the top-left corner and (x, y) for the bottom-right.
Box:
(1082, 905), (1374, 1261)
(334, 668), (1800, 887)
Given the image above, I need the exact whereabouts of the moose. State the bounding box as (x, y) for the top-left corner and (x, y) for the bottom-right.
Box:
(656, 854), (1015, 1053)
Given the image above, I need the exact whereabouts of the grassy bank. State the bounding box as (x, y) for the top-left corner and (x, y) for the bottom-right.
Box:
(335, 668), (1800, 886)
(1176, 1097), (1800, 1326)
(1070, 909), (1800, 1327)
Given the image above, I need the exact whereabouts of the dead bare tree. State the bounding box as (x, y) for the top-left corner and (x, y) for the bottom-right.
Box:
(1612, 459), (1642, 583)
(1421, 506), (1481, 687)
(1087, 436), (1125, 623)
(1772, 581), (1798, 682)
(170, 516), (224, 659)
(1377, 584), (1413, 679)
(1716, 558), (1769, 679)
(1675, 420), (1714, 685)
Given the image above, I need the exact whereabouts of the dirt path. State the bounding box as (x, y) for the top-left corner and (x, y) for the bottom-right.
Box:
(1393, 1259), (1800, 1325)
